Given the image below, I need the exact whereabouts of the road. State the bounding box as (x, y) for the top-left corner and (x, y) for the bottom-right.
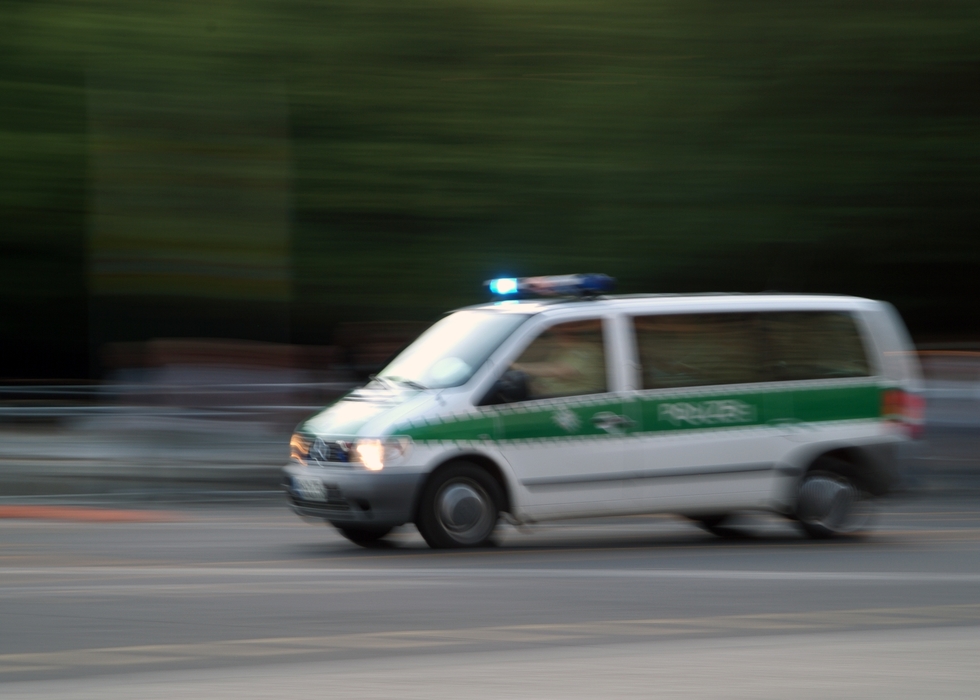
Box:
(3, 495), (980, 698)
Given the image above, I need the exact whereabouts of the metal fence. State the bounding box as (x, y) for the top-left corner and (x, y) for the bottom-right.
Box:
(0, 382), (356, 421)
(1, 353), (979, 494)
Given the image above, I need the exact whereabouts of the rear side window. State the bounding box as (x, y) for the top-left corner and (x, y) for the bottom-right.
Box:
(633, 310), (870, 390)
(633, 313), (764, 389)
(762, 312), (870, 380)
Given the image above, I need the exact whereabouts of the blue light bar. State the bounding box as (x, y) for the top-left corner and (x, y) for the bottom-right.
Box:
(488, 277), (519, 295)
(485, 273), (616, 298)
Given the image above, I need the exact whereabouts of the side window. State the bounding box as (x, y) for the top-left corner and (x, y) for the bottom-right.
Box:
(511, 319), (607, 400)
(762, 312), (870, 380)
(633, 313), (763, 389)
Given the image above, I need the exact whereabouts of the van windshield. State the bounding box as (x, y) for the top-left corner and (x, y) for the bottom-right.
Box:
(379, 310), (530, 389)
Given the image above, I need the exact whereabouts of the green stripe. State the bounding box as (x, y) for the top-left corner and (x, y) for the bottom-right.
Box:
(499, 399), (622, 441)
(398, 382), (885, 443)
(637, 383), (882, 434)
(788, 384), (881, 423)
(402, 413), (497, 442)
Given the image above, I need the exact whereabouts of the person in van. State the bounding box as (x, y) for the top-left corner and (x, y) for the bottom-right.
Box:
(511, 320), (606, 399)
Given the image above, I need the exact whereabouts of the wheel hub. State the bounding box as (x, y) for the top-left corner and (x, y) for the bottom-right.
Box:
(798, 475), (857, 530)
(438, 483), (488, 531)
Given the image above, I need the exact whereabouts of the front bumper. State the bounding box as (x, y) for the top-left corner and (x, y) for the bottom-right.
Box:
(282, 464), (426, 527)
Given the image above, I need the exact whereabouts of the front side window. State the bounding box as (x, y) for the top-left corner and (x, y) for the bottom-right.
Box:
(511, 319), (607, 400)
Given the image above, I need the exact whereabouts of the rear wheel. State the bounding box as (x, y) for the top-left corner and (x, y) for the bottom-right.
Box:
(336, 525), (392, 547)
(795, 463), (872, 539)
(416, 462), (501, 549)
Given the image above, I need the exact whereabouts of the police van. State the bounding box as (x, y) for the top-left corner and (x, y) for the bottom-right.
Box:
(284, 274), (923, 548)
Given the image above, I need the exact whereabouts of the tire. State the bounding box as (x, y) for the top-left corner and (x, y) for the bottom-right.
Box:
(416, 462), (502, 549)
(795, 463), (873, 539)
(336, 525), (392, 547)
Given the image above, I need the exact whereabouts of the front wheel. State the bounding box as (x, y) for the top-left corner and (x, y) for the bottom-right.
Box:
(795, 470), (872, 539)
(416, 463), (501, 549)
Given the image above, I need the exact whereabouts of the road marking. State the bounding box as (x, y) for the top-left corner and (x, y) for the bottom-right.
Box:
(2, 603), (980, 676)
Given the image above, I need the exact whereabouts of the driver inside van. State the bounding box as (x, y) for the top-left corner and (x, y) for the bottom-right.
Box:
(511, 321), (606, 399)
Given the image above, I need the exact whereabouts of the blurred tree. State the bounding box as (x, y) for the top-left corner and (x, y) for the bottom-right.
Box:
(1, 0), (978, 378)
(0, 3), (88, 378)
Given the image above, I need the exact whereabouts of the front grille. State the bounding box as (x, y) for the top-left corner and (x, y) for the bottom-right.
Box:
(307, 438), (352, 466)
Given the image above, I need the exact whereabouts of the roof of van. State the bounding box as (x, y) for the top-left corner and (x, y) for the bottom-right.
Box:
(462, 292), (882, 315)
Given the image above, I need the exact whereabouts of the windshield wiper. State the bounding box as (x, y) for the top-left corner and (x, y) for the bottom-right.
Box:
(367, 375), (397, 391)
(384, 376), (428, 391)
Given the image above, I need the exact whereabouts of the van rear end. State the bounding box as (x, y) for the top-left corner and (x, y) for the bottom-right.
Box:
(858, 302), (925, 440)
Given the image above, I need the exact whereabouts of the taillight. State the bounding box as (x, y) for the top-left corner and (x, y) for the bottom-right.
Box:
(881, 389), (925, 439)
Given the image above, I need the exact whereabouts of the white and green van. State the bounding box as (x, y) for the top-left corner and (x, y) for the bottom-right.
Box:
(284, 275), (923, 548)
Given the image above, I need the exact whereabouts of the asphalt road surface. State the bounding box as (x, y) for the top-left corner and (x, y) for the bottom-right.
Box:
(3, 495), (980, 699)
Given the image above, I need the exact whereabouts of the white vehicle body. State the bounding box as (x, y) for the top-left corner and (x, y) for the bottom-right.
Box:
(284, 293), (923, 546)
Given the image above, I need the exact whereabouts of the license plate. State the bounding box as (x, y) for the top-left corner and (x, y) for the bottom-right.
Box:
(294, 475), (326, 501)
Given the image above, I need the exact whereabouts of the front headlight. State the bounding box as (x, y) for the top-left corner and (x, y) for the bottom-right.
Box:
(289, 433), (311, 465)
(354, 436), (413, 472)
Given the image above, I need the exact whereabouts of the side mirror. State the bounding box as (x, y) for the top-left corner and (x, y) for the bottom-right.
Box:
(479, 369), (529, 406)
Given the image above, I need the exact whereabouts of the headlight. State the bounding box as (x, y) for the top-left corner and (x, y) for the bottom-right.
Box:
(354, 437), (412, 472)
(289, 433), (310, 464)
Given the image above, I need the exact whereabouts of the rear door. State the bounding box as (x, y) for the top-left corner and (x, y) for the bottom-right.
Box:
(623, 312), (787, 513)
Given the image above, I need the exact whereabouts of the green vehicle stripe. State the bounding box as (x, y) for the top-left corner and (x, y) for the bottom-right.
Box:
(498, 397), (624, 441)
(402, 413), (497, 442)
(788, 384), (881, 423)
(637, 383), (881, 434)
(398, 381), (885, 443)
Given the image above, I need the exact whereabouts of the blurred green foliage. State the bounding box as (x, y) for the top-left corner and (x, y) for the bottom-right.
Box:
(1, 0), (978, 377)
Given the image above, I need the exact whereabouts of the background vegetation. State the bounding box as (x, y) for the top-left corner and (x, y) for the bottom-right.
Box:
(2, 0), (978, 378)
